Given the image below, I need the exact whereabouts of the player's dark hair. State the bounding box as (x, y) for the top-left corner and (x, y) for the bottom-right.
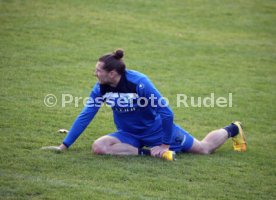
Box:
(98, 49), (126, 75)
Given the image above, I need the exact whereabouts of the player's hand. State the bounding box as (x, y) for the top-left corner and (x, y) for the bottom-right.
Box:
(150, 144), (169, 157)
(41, 144), (67, 152)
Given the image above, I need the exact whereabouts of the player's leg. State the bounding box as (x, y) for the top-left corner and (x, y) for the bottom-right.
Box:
(94, 130), (174, 160)
(92, 132), (141, 155)
(188, 129), (228, 154)
(188, 122), (245, 154)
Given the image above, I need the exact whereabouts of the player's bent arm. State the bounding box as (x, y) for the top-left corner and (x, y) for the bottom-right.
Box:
(138, 77), (174, 144)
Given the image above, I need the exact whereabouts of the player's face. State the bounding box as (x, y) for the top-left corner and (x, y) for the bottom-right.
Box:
(94, 61), (112, 85)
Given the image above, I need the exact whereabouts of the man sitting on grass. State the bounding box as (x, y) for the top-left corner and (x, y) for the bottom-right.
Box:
(42, 49), (247, 160)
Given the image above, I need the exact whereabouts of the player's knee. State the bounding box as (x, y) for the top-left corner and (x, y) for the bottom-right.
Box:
(200, 148), (211, 155)
(92, 141), (107, 155)
(200, 142), (213, 155)
(196, 142), (212, 155)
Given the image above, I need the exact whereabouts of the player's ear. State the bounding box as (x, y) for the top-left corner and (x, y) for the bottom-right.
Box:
(109, 70), (117, 78)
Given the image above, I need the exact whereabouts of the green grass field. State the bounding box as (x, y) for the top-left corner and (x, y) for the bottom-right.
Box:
(1, 0), (276, 199)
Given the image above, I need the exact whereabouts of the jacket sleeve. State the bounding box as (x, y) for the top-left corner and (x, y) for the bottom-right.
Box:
(138, 77), (174, 145)
(63, 84), (103, 148)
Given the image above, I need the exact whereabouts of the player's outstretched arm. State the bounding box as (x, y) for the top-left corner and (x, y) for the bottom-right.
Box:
(41, 144), (67, 152)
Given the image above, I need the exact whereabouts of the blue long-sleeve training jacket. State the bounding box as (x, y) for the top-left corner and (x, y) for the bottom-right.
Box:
(63, 70), (174, 148)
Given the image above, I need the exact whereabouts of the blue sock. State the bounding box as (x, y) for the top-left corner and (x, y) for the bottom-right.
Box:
(224, 123), (239, 138)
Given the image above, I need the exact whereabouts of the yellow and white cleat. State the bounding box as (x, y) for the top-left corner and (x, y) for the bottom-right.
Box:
(232, 121), (247, 152)
(161, 150), (176, 161)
